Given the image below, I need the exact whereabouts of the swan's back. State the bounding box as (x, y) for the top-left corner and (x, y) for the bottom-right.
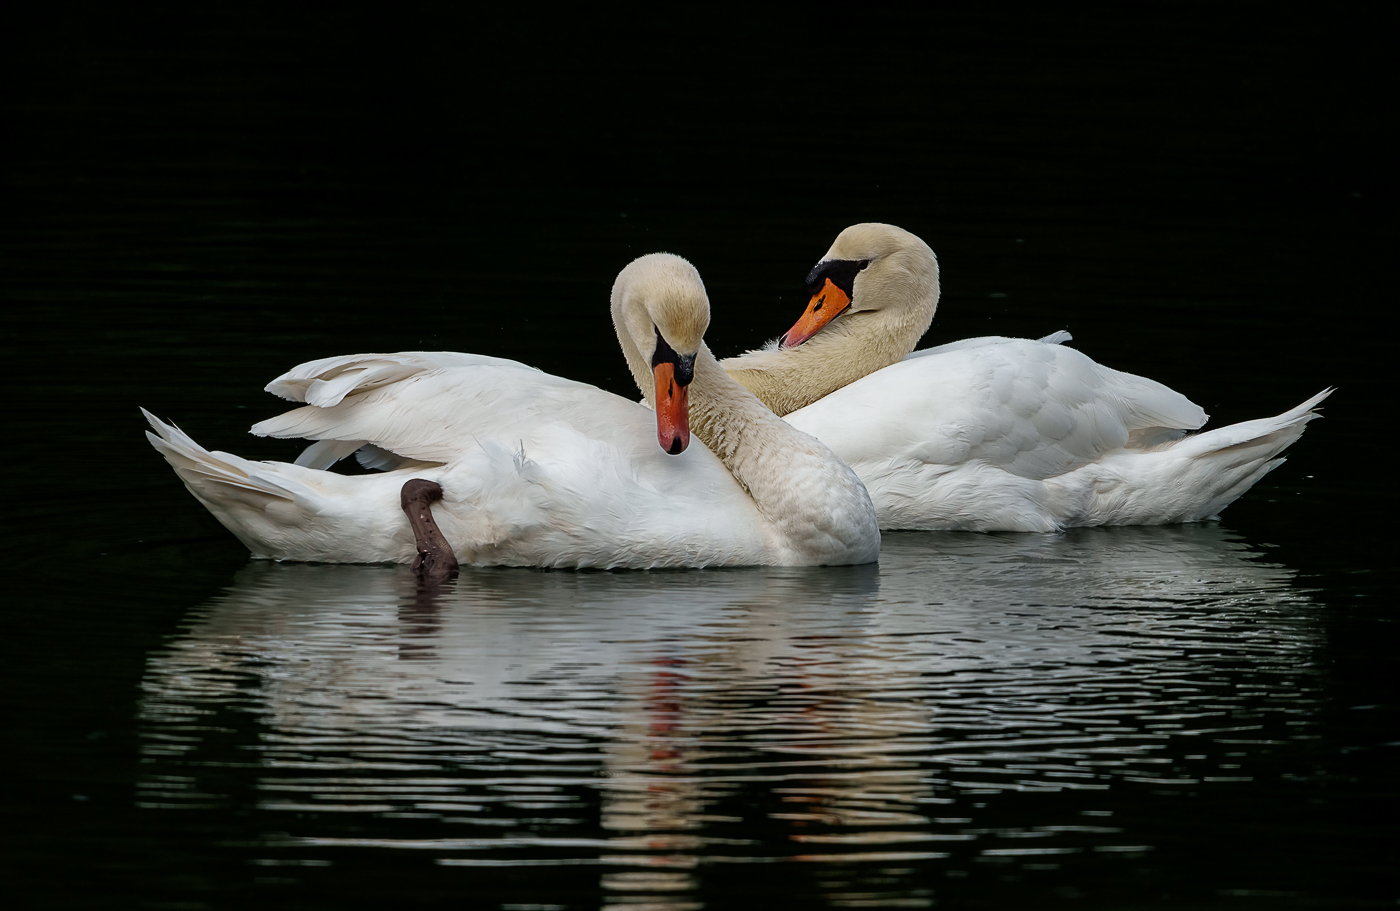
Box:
(146, 253), (881, 568)
(789, 336), (1205, 482)
(152, 358), (777, 568)
(727, 222), (1328, 532)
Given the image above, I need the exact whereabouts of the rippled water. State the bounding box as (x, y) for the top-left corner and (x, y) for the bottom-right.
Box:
(131, 527), (1337, 907)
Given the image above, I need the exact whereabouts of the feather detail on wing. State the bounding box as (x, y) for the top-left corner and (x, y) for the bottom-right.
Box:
(253, 359), (653, 470)
(265, 351), (540, 406)
(788, 337), (1207, 482)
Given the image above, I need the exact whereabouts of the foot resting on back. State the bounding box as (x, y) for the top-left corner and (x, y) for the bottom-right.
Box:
(400, 479), (459, 584)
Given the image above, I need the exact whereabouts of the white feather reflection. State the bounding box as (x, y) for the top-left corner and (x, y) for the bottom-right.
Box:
(138, 524), (1321, 908)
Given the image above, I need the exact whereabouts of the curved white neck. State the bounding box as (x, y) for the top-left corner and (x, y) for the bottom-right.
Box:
(610, 253), (879, 564)
(623, 332), (877, 563)
(688, 349), (878, 562)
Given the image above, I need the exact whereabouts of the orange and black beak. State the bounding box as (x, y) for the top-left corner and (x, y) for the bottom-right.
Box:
(779, 257), (866, 349)
(779, 277), (852, 348)
(652, 329), (696, 455)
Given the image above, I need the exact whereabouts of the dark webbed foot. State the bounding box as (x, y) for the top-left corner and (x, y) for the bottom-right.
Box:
(400, 479), (459, 585)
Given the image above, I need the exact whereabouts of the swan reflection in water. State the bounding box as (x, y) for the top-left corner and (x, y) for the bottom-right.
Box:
(139, 525), (1322, 906)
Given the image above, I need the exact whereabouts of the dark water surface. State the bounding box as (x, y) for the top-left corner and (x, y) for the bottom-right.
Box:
(3, 3), (1394, 909)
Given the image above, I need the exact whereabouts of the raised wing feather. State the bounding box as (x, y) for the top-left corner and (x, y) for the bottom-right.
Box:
(265, 351), (539, 407)
(253, 362), (651, 468)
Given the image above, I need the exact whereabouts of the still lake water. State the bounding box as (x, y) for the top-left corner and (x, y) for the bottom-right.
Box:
(3, 3), (1395, 909)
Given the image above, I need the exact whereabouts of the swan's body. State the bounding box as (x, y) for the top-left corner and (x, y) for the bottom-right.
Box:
(145, 254), (879, 568)
(721, 223), (1330, 531)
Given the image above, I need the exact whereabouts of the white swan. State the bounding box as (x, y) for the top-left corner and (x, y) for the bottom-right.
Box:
(144, 254), (879, 568)
(720, 223), (1331, 532)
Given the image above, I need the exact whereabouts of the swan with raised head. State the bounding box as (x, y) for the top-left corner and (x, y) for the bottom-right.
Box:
(721, 223), (1331, 532)
(144, 253), (880, 568)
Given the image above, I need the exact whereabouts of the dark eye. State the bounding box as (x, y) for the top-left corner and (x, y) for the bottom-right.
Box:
(858, 260), (870, 271)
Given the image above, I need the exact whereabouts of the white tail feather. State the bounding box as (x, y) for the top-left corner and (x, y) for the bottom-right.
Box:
(143, 408), (298, 502)
(1174, 387), (1332, 460)
(1053, 388), (1333, 526)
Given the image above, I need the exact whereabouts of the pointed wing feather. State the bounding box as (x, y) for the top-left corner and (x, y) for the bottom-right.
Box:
(253, 363), (649, 467)
(265, 351), (540, 406)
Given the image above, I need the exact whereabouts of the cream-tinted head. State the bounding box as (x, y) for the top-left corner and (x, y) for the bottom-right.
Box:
(781, 223), (939, 348)
(611, 253), (712, 453)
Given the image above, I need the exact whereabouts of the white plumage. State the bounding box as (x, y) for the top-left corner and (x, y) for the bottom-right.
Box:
(144, 254), (880, 568)
(723, 224), (1330, 531)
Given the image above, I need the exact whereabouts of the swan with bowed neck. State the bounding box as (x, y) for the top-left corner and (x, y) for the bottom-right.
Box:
(720, 223), (1331, 532)
(143, 253), (879, 568)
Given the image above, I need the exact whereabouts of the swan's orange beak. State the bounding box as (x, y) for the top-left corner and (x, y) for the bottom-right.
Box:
(780, 277), (851, 349)
(654, 361), (690, 454)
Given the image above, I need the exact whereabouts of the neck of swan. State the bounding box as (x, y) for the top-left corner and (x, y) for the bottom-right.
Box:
(686, 349), (878, 561)
(687, 347), (797, 481)
(720, 259), (938, 417)
(628, 337), (811, 491)
(620, 324), (877, 561)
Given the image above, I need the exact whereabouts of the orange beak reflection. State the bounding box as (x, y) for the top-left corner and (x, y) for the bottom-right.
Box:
(780, 277), (852, 348)
(653, 361), (690, 454)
